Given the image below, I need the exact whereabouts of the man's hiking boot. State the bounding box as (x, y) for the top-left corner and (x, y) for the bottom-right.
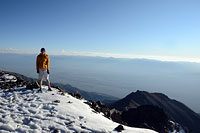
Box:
(38, 88), (42, 93)
(48, 88), (52, 91)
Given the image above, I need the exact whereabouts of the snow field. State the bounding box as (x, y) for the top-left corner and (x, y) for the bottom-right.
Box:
(0, 86), (157, 133)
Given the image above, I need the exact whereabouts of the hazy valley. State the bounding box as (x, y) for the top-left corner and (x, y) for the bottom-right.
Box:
(1, 53), (200, 113)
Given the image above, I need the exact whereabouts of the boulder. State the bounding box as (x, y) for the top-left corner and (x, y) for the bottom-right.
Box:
(74, 91), (82, 99)
(110, 109), (123, 124)
(96, 101), (110, 118)
(68, 91), (82, 99)
(53, 100), (60, 103)
(114, 125), (124, 132)
(26, 81), (40, 90)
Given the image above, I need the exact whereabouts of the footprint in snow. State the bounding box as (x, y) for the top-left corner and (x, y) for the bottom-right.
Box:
(22, 117), (39, 125)
(42, 104), (54, 110)
(0, 109), (6, 114)
(56, 114), (66, 120)
(64, 121), (75, 126)
(0, 124), (15, 132)
(34, 114), (44, 119)
(28, 108), (38, 114)
(79, 116), (84, 120)
(18, 107), (29, 114)
(30, 103), (38, 108)
(0, 117), (7, 123)
(28, 121), (41, 130)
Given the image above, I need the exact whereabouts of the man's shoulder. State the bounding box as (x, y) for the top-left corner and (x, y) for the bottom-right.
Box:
(37, 53), (49, 58)
(45, 54), (49, 57)
(37, 54), (41, 57)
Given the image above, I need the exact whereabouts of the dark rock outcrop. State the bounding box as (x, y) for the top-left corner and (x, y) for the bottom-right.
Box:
(69, 91), (83, 99)
(110, 90), (200, 132)
(121, 105), (169, 132)
(26, 81), (40, 90)
(84, 100), (111, 118)
(0, 71), (26, 89)
(110, 109), (123, 124)
(51, 85), (66, 95)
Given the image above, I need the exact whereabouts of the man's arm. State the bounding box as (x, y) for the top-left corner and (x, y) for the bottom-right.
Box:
(36, 56), (39, 73)
(47, 56), (49, 74)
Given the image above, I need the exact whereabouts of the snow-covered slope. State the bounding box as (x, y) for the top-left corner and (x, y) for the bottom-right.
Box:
(0, 85), (157, 133)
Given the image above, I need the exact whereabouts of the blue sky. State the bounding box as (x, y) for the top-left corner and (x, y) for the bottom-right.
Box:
(1, 0), (200, 61)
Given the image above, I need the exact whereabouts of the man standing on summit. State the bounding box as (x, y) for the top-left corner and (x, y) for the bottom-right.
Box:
(36, 48), (52, 91)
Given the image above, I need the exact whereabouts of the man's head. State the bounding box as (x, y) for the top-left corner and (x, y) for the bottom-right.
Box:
(41, 48), (45, 54)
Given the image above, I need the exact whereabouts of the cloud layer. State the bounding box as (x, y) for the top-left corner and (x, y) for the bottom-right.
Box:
(0, 48), (200, 63)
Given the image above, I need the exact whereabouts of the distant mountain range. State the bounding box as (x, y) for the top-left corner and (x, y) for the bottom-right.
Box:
(3, 70), (119, 102)
(51, 83), (119, 102)
(109, 90), (200, 133)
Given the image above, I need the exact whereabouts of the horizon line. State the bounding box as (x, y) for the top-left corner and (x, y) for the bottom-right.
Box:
(0, 48), (200, 63)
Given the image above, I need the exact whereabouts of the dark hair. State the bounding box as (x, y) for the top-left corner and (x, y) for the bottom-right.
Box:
(41, 48), (45, 52)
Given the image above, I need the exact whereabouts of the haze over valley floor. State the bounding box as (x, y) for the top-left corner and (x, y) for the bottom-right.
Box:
(0, 53), (200, 113)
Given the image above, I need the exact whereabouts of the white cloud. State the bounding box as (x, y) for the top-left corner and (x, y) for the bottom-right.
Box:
(0, 48), (37, 54)
(0, 48), (200, 63)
